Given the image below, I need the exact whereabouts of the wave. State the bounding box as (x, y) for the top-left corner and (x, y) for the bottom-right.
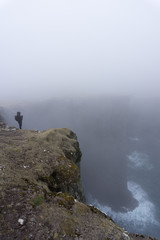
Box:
(127, 151), (153, 170)
(87, 181), (159, 234)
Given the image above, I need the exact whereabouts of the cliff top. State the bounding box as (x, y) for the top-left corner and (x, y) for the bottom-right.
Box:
(0, 125), (157, 240)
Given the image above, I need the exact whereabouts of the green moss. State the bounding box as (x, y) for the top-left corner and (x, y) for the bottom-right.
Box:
(55, 192), (74, 209)
(46, 175), (56, 185)
(55, 157), (80, 185)
(57, 156), (68, 161)
(32, 195), (45, 206)
(53, 232), (59, 239)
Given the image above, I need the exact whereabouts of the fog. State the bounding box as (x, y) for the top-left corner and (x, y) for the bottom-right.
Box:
(0, 0), (160, 103)
(1, 0), (160, 238)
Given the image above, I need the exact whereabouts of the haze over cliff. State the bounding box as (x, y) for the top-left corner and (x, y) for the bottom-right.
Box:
(0, 119), (157, 240)
(2, 95), (160, 239)
(1, 0), (160, 238)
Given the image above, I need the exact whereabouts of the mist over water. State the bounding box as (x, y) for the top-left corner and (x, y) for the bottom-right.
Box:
(1, 0), (160, 238)
(2, 95), (160, 239)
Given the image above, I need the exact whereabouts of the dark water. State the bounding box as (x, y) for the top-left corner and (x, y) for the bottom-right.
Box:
(86, 98), (160, 239)
(89, 141), (160, 239)
(2, 96), (160, 239)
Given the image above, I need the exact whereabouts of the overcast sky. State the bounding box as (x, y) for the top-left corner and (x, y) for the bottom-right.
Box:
(0, 0), (160, 103)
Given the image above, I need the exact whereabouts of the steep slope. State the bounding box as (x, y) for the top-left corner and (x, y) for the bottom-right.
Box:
(0, 123), (157, 240)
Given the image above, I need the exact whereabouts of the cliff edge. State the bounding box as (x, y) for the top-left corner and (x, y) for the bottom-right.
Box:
(0, 123), (157, 240)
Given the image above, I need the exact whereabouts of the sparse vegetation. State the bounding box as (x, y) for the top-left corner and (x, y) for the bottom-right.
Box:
(0, 125), (157, 240)
(33, 195), (45, 206)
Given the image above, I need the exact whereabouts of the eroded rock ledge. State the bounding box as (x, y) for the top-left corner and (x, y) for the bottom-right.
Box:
(0, 124), (157, 240)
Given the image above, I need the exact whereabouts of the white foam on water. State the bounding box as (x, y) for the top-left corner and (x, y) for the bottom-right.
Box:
(88, 181), (159, 232)
(127, 151), (153, 170)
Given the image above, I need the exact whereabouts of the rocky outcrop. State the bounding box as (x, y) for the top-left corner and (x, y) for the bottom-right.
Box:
(0, 123), (157, 240)
(4, 97), (137, 211)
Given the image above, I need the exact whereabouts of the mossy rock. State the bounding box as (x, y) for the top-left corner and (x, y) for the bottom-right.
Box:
(55, 192), (75, 210)
(53, 157), (80, 186)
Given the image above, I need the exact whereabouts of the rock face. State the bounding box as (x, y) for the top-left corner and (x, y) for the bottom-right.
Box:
(0, 123), (157, 240)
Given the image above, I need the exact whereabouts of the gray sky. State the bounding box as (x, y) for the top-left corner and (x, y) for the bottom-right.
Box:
(0, 0), (160, 103)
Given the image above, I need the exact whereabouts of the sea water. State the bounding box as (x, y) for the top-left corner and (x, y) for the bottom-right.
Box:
(87, 139), (160, 239)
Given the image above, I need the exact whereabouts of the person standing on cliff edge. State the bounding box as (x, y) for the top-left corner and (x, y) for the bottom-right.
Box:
(15, 112), (23, 129)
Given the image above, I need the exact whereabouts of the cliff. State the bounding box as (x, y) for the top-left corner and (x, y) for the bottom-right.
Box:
(2, 97), (138, 211)
(0, 122), (157, 240)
